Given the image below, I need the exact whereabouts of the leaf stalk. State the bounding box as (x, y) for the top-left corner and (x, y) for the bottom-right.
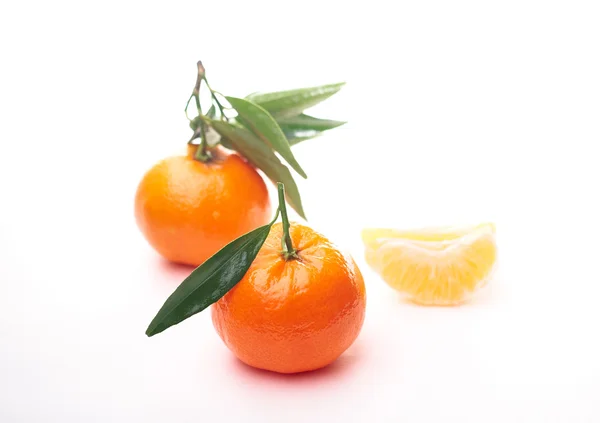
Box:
(203, 76), (228, 121)
(277, 182), (297, 260)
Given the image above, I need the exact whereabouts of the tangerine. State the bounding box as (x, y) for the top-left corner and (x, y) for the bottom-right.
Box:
(135, 145), (272, 266)
(211, 222), (366, 374)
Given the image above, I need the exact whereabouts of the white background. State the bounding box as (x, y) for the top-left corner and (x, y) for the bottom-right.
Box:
(1, 1), (599, 421)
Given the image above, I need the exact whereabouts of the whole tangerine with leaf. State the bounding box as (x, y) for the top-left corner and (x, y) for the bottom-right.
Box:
(146, 183), (366, 374)
(135, 61), (346, 266)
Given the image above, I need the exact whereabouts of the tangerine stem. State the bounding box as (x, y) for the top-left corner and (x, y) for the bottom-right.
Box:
(203, 76), (227, 121)
(184, 93), (194, 121)
(188, 61), (204, 120)
(277, 182), (297, 260)
(189, 61), (211, 161)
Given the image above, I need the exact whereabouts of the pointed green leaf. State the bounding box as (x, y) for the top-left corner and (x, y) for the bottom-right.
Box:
(210, 120), (306, 219)
(206, 104), (217, 119)
(281, 128), (321, 146)
(146, 223), (272, 337)
(219, 135), (234, 150)
(246, 82), (345, 119)
(189, 116), (201, 131)
(276, 114), (346, 131)
(277, 114), (346, 146)
(226, 96), (307, 179)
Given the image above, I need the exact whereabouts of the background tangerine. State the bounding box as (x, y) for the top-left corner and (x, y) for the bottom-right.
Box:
(135, 146), (272, 266)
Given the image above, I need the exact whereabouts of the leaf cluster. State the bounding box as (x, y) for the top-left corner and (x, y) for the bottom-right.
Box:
(190, 77), (345, 219)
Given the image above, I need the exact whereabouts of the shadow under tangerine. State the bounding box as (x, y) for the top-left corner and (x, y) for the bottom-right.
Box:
(228, 349), (363, 385)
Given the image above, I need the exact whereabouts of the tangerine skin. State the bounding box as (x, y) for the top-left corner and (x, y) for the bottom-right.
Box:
(212, 222), (366, 374)
(135, 146), (272, 266)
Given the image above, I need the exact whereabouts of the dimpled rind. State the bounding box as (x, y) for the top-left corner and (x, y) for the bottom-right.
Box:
(135, 147), (272, 266)
(212, 222), (367, 374)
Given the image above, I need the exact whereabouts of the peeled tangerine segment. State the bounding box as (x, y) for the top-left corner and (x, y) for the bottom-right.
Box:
(362, 223), (497, 305)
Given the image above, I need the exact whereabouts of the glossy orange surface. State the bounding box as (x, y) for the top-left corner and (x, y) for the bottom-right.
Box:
(212, 222), (366, 374)
(135, 146), (272, 266)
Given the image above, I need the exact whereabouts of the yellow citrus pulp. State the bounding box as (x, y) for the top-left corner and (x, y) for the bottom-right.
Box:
(362, 223), (497, 305)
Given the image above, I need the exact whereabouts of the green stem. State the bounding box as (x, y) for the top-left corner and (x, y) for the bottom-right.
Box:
(187, 61), (211, 161)
(184, 94), (194, 121)
(194, 96), (208, 160)
(203, 77), (227, 120)
(186, 61), (204, 121)
(195, 123), (210, 161)
(277, 182), (297, 259)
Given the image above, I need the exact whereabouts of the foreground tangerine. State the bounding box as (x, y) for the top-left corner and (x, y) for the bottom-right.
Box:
(212, 222), (366, 373)
(135, 145), (271, 266)
(145, 183), (366, 374)
(362, 223), (497, 305)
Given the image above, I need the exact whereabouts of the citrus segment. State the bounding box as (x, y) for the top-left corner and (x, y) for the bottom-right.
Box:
(362, 223), (497, 305)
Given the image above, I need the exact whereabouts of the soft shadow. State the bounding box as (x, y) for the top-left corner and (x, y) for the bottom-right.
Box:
(228, 341), (366, 387)
(394, 279), (503, 309)
(153, 258), (195, 284)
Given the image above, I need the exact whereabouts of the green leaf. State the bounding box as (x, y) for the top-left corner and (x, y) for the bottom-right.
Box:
(226, 96), (307, 179)
(219, 135), (234, 150)
(276, 114), (346, 131)
(277, 114), (346, 146)
(206, 104), (217, 119)
(189, 116), (201, 131)
(146, 224), (272, 337)
(210, 120), (306, 219)
(281, 128), (321, 146)
(246, 82), (345, 119)
(189, 105), (217, 132)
